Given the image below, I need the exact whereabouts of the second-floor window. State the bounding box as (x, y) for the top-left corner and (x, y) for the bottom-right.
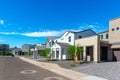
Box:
(116, 27), (119, 30)
(112, 28), (114, 31)
(68, 36), (71, 42)
(106, 34), (109, 39)
(100, 35), (103, 40)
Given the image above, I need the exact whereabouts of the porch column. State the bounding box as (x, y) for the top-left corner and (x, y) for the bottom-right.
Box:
(59, 48), (61, 60)
(50, 48), (52, 59)
(83, 46), (86, 62)
(55, 48), (57, 59)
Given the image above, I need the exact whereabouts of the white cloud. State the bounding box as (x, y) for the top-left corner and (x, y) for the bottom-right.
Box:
(22, 30), (64, 37)
(0, 23), (106, 37)
(0, 32), (18, 35)
(0, 20), (4, 24)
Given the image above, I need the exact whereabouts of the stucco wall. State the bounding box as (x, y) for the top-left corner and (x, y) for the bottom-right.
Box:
(54, 32), (75, 45)
(109, 18), (120, 46)
(75, 35), (100, 62)
(99, 31), (109, 41)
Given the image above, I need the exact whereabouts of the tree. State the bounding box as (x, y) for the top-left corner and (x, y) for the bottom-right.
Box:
(67, 44), (83, 63)
(6, 50), (11, 56)
(67, 46), (75, 59)
(39, 48), (51, 60)
(25, 50), (32, 56)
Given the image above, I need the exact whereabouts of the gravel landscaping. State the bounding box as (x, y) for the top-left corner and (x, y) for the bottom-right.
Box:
(42, 60), (120, 80)
(72, 62), (120, 80)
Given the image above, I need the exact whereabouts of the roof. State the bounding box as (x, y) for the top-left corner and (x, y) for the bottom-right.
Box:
(109, 16), (120, 21)
(35, 45), (46, 50)
(22, 44), (35, 47)
(56, 42), (71, 46)
(46, 36), (57, 43)
(60, 29), (97, 37)
(98, 30), (109, 34)
(10, 48), (22, 51)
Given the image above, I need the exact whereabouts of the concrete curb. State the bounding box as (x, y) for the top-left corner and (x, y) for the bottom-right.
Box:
(18, 57), (108, 80)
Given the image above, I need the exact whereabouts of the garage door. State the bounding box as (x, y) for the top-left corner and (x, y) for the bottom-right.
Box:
(113, 49), (120, 61)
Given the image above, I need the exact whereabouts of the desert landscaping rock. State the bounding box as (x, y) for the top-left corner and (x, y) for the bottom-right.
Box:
(72, 62), (120, 80)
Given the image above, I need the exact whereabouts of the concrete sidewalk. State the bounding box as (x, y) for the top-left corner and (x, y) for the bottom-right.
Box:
(19, 57), (108, 80)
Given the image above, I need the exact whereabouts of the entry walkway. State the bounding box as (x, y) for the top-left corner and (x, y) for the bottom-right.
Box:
(19, 57), (107, 80)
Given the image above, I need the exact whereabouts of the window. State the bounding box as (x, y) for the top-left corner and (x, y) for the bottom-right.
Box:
(56, 40), (57, 43)
(52, 41), (54, 45)
(112, 28), (114, 31)
(68, 36), (71, 42)
(100, 35), (103, 40)
(106, 34), (109, 39)
(61, 38), (64, 40)
(79, 36), (82, 38)
(49, 42), (51, 46)
(116, 27), (119, 30)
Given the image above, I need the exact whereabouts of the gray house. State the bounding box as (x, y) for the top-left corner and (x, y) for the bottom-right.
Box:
(0, 44), (9, 55)
(22, 44), (35, 53)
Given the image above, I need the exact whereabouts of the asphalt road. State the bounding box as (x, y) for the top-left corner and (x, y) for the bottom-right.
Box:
(0, 56), (69, 80)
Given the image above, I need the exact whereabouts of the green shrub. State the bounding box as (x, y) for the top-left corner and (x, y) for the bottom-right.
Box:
(76, 61), (82, 65)
(69, 63), (75, 67)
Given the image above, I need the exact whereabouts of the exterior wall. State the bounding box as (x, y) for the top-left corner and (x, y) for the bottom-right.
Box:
(75, 35), (100, 62)
(11, 49), (22, 55)
(61, 46), (71, 60)
(54, 32), (75, 45)
(109, 18), (120, 48)
(99, 31), (109, 41)
(46, 40), (54, 48)
(22, 44), (34, 52)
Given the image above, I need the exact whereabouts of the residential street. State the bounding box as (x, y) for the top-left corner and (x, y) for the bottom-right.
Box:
(0, 56), (68, 80)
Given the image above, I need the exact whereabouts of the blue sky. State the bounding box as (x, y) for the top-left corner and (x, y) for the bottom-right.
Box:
(0, 0), (120, 48)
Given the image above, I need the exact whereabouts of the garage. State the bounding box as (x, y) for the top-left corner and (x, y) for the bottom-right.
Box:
(101, 46), (108, 61)
(113, 49), (120, 61)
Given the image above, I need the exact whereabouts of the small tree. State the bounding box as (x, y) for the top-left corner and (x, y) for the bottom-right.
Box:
(45, 48), (51, 58)
(39, 48), (51, 60)
(25, 50), (32, 56)
(67, 44), (83, 63)
(67, 46), (75, 59)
